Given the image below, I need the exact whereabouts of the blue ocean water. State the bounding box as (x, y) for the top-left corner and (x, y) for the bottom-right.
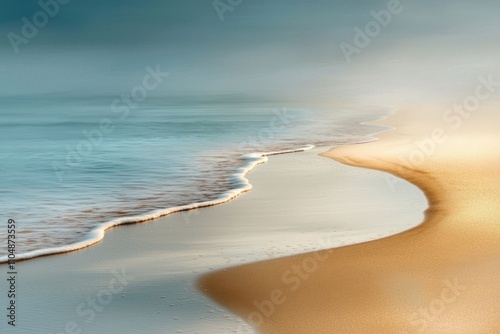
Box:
(0, 96), (385, 260)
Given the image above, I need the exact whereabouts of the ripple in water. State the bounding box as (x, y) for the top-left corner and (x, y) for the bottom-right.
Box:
(0, 100), (387, 261)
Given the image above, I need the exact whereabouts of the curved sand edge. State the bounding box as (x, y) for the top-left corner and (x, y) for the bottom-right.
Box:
(199, 109), (500, 333)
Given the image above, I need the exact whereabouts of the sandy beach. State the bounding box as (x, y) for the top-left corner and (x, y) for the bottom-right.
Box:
(4, 1), (500, 333)
(0, 146), (425, 333)
(200, 109), (500, 333)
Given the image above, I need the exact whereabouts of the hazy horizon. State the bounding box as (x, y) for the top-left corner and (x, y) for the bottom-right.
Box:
(1, 0), (499, 108)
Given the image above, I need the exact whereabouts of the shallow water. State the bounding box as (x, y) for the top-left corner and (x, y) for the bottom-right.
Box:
(0, 98), (385, 260)
(0, 147), (428, 334)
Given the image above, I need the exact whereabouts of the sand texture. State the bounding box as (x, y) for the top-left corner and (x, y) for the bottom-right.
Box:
(200, 110), (500, 333)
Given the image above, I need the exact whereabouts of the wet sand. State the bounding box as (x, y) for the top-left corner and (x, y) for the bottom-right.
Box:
(0, 147), (425, 333)
(200, 110), (500, 333)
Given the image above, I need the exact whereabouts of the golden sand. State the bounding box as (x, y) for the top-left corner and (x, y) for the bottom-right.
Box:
(199, 110), (500, 333)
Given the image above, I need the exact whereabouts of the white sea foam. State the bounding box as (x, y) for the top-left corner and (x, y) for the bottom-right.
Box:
(0, 145), (315, 263)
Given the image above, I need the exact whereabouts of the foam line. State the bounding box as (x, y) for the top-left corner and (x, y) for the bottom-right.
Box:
(0, 145), (316, 263)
